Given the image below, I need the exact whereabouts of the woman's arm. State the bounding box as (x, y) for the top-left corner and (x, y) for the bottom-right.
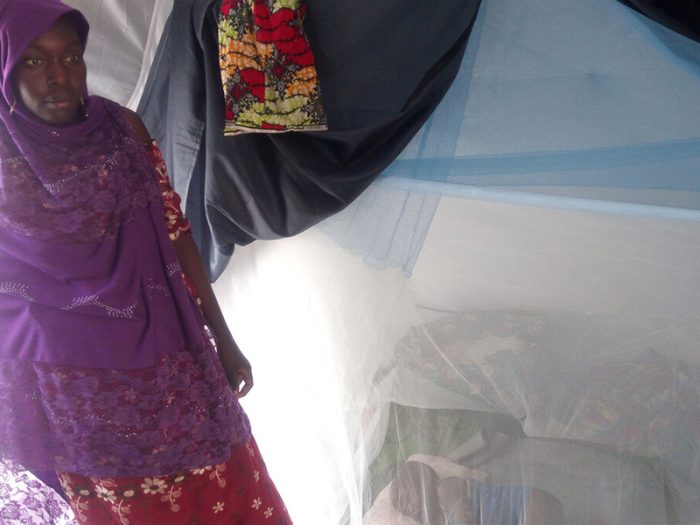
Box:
(172, 234), (254, 398)
(121, 107), (151, 143)
(121, 107), (253, 397)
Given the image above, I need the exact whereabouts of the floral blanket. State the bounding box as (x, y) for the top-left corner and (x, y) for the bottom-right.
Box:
(380, 310), (700, 466)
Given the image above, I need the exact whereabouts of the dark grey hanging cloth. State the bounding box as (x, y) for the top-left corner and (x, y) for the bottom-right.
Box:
(618, 0), (700, 42)
(137, 0), (481, 280)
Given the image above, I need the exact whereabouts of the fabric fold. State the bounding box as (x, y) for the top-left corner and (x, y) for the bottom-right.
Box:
(618, 0), (700, 43)
(138, 0), (481, 279)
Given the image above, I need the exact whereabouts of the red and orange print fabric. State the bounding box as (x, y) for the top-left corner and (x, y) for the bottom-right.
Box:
(59, 438), (292, 524)
(218, 0), (327, 135)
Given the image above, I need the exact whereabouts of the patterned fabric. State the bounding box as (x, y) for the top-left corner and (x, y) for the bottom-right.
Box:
(0, 140), (280, 524)
(0, 460), (77, 525)
(59, 438), (291, 525)
(0, 101), (160, 243)
(538, 350), (700, 466)
(0, 341), (252, 478)
(146, 139), (201, 306)
(0, 144), (251, 475)
(379, 311), (545, 418)
(146, 141), (192, 241)
(218, 0), (327, 135)
(0, 100), (237, 480)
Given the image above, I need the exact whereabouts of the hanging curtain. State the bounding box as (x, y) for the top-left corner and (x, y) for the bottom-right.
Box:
(319, 0), (700, 274)
(618, 0), (700, 42)
(210, 1), (700, 522)
(138, 0), (481, 279)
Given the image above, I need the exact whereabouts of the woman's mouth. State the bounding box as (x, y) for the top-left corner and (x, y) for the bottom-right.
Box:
(45, 99), (73, 109)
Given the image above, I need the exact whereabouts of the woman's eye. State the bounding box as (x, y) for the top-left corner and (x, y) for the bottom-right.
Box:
(66, 55), (83, 64)
(25, 58), (43, 66)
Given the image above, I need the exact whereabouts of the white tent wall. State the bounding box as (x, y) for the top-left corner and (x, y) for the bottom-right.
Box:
(66, 0), (173, 109)
(7, 1), (696, 524)
(212, 192), (700, 524)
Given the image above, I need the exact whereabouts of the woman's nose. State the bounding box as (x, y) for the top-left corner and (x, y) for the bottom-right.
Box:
(46, 61), (68, 85)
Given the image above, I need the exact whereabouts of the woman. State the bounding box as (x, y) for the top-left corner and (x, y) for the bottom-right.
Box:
(0, 1), (291, 523)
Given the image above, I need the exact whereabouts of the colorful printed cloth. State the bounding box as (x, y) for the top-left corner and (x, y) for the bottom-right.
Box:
(59, 438), (291, 525)
(218, 0), (327, 135)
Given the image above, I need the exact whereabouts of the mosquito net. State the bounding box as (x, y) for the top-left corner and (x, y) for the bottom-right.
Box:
(212, 1), (700, 523)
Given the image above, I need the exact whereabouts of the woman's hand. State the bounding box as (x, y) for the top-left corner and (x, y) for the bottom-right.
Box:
(217, 339), (254, 398)
(127, 107), (256, 400)
(169, 232), (254, 398)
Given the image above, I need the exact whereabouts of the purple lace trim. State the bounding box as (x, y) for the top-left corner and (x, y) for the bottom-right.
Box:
(0, 460), (76, 525)
(0, 340), (251, 478)
(0, 100), (160, 243)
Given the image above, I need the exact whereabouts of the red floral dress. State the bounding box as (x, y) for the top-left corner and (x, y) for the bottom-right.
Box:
(58, 141), (292, 525)
(59, 438), (290, 525)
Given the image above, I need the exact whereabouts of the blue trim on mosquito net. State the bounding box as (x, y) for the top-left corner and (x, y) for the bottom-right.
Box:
(320, 0), (700, 274)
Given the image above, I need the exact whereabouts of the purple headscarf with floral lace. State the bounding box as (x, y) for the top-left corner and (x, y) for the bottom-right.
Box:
(0, 0), (250, 479)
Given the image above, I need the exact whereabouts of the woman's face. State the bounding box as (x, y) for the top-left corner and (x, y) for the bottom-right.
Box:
(10, 17), (86, 125)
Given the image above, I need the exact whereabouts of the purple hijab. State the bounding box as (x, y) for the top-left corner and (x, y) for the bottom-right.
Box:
(0, 0), (88, 108)
(0, 0), (250, 477)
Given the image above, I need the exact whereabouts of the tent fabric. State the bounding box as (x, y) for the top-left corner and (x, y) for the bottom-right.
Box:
(208, 0), (700, 523)
(65, 0), (173, 109)
(212, 205), (700, 524)
(137, 0), (481, 279)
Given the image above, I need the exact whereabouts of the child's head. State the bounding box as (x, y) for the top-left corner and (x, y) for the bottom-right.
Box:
(390, 461), (445, 525)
